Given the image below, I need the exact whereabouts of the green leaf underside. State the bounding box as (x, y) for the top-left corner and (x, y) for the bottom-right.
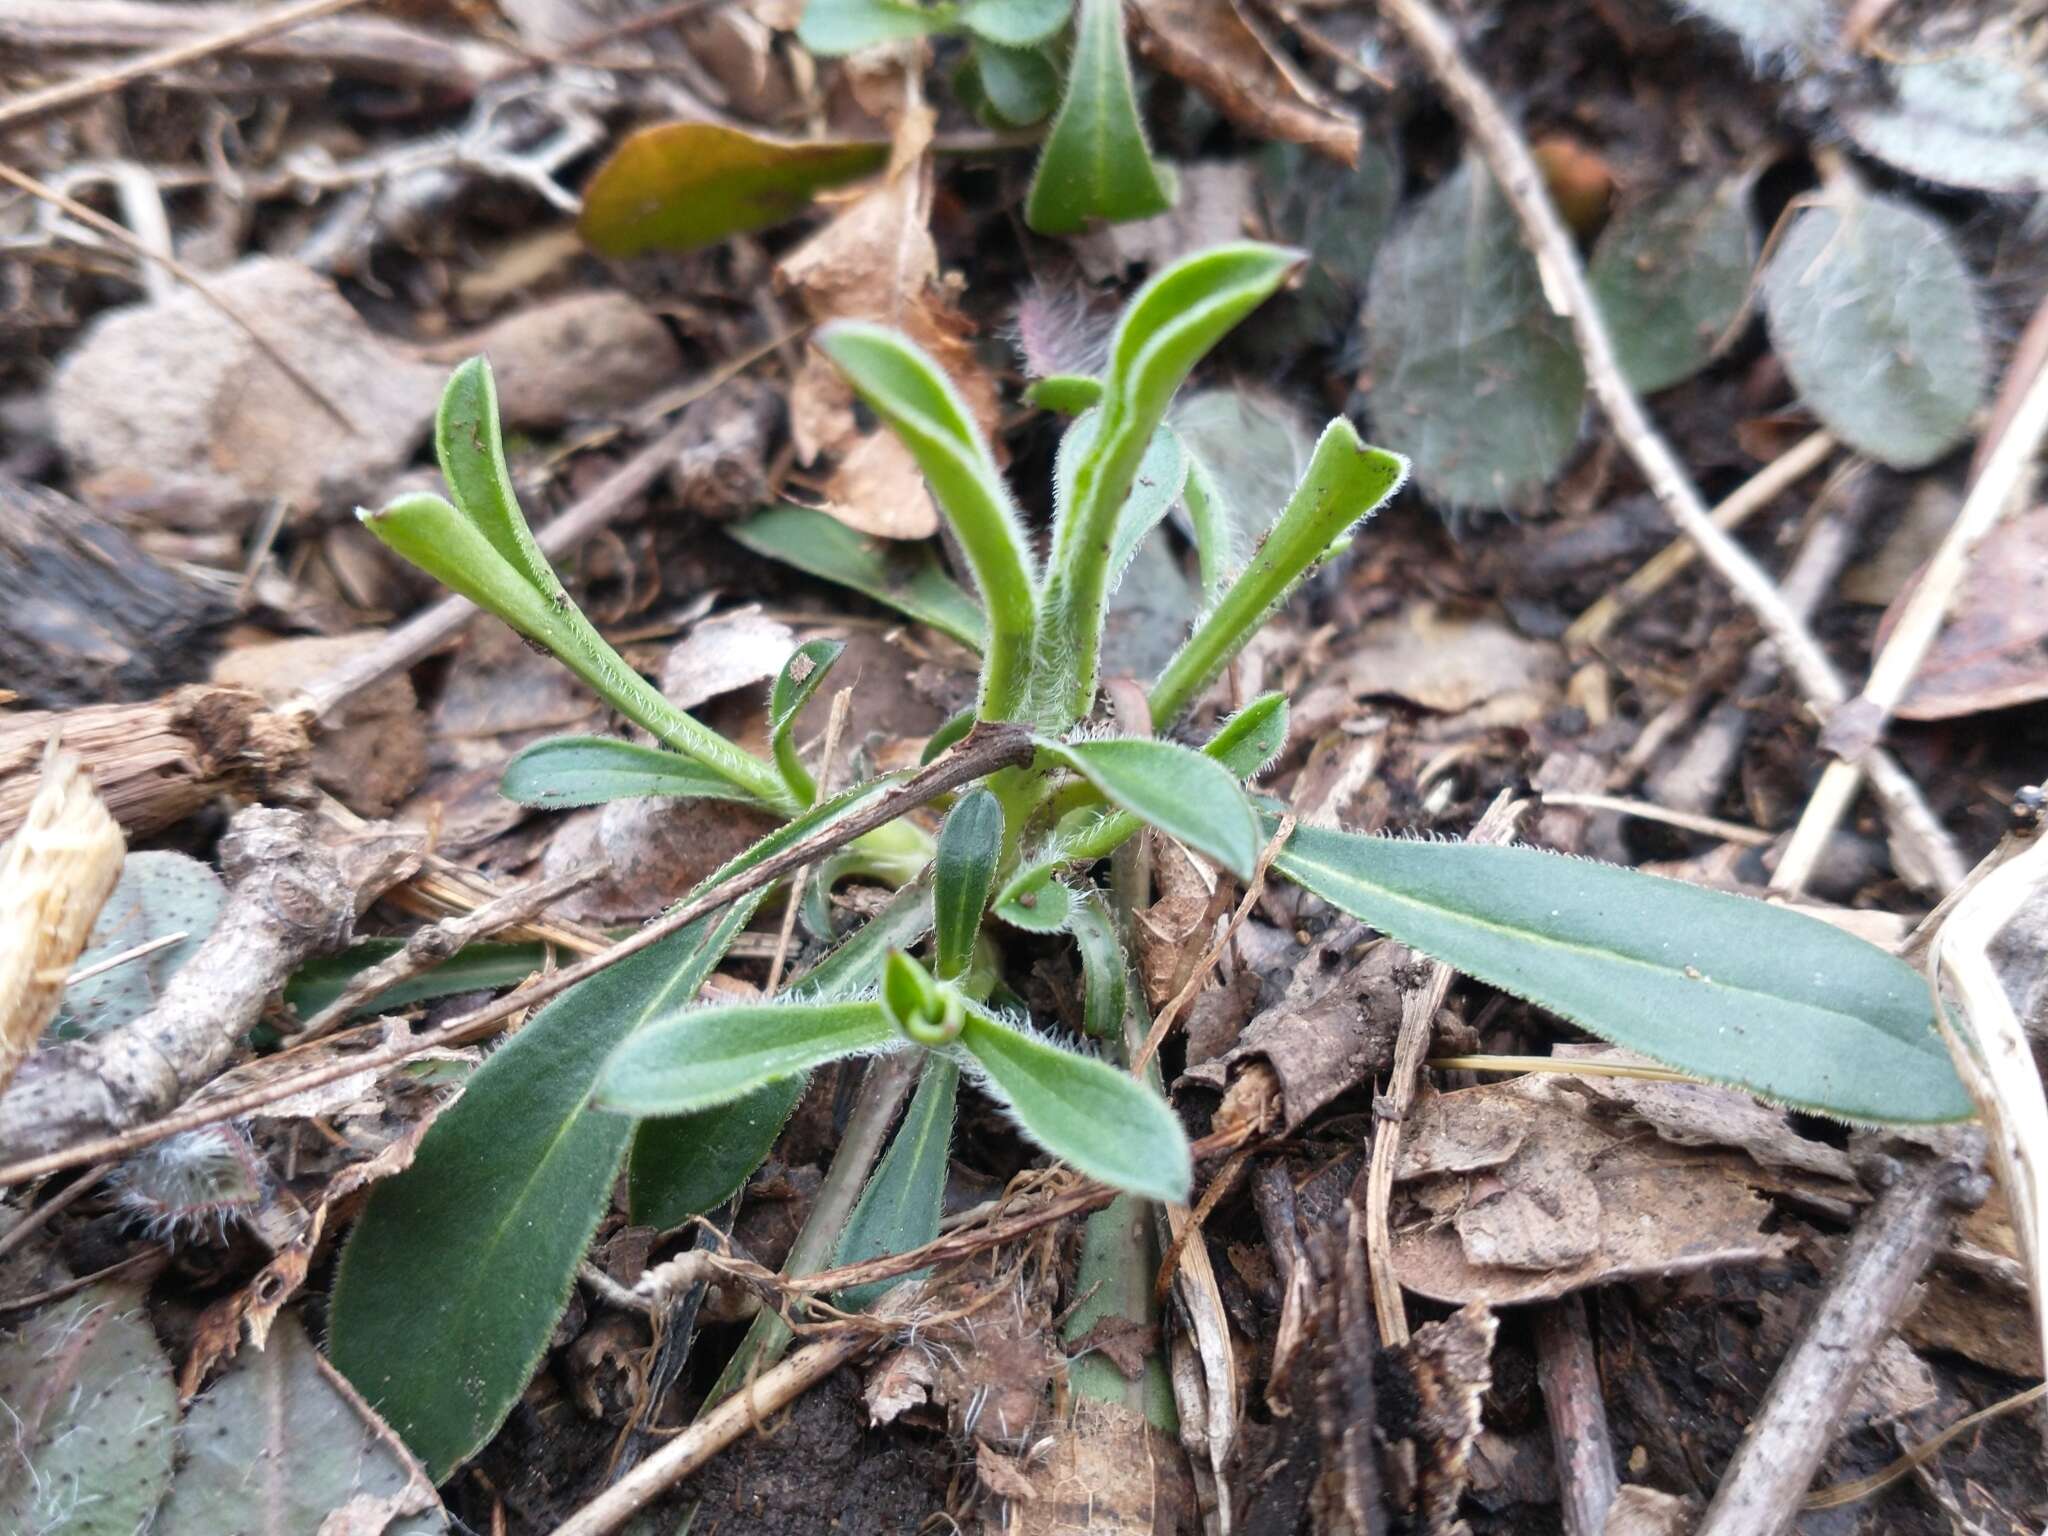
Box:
(729, 505), (986, 651)
(285, 940), (544, 1020)
(501, 735), (757, 807)
(436, 358), (552, 599)
(994, 869), (1074, 932)
(579, 124), (888, 259)
(599, 1002), (900, 1117)
(957, 1009), (1190, 1200)
(328, 898), (760, 1482)
(833, 1054), (960, 1310)
(974, 39), (1061, 125)
(1589, 177), (1753, 395)
(1759, 190), (1986, 471)
(1364, 162), (1586, 509)
(934, 789), (1004, 979)
(1273, 823), (1971, 1124)
(1025, 0), (1174, 235)
(1039, 737), (1260, 880)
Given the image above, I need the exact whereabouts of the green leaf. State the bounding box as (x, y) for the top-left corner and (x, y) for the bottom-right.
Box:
(328, 897), (760, 1482)
(920, 706), (976, 764)
(501, 735), (759, 808)
(1272, 822), (1973, 1124)
(1364, 161), (1586, 509)
(629, 874), (935, 1230)
(833, 1054), (959, 1310)
(1024, 0), (1175, 235)
(816, 323), (1038, 720)
(993, 866), (1075, 932)
(957, 1007), (1190, 1199)
(963, 0), (1071, 46)
(1205, 692), (1289, 780)
(973, 38), (1062, 124)
(1151, 417), (1405, 726)
(579, 123), (888, 259)
(1590, 176), (1754, 394)
(1054, 414), (1189, 584)
(435, 356), (553, 600)
(1759, 186), (1987, 470)
(1035, 736), (1259, 880)
(1169, 387), (1317, 596)
(1027, 372), (1105, 413)
(286, 939), (543, 1020)
(769, 638), (847, 805)
(1037, 243), (1302, 726)
(1252, 139), (1401, 358)
(627, 1078), (808, 1233)
(1842, 46), (2048, 196)
(1067, 888), (1128, 1039)
(599, 999), (900, 1117)
(934, 788), (1003, 980)
(729, 504), (986, 652)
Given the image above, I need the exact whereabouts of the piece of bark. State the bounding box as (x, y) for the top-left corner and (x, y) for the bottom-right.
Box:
(0, 808), (419, 1160)
(0, 686), (313, 844)
(0, 475), (233, 707)
(0, 750), (126, 1096)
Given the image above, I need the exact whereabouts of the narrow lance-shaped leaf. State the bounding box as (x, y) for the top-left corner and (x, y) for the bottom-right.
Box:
(816, 323), (1037, 720)
(729, 504), (987, 652)
(629, 873), (935, 1230)
(286, 938), (543, 1020)
(600, 1000), (901, 1118)
(1036, 735), (1260, 880)
(436, 356), (555, 599)
(501, 736), (760, 808)
(1151, 417), (1407, 726)
(1025, 0), (1174, 235)
(1272, 822), (1972, 1125)
(833, 1054), (960, 1310)
(934, 788), (1004, 980)
(328, 894), (762, 1481)
(1036, 244), (1302, 727)
(769, 639), (847, 805)
(956, 1005), (1191, 1201)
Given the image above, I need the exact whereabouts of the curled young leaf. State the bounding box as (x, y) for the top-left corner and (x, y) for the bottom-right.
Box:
(1272, 822), (1972, 1125)
(957, 1006), (1191, 1200)
(770, 638), (848, 805)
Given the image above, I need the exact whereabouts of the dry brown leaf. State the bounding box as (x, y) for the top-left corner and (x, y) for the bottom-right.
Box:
(788, 351), (859, 465)
(1391, 1076), (1802, 1306)
(1131, 0), (1361, 166)
(660, 611), (798, 712)
(821, 431), (941, 539)
(1320, 601), (1565, 716)
(1881, 505), (2048, 720)
(1000, 1395), (1196, 1535)
(1602, 1486), (1696, 1536)
(1390, 1301), (1497, 1536)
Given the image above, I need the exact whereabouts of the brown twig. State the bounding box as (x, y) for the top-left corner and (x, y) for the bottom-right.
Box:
(1774, 327), (2048, 894)
(1374, 0), (1966, 896)
(292, 861), (602, 1042)
(1365, 789), (1524, 1346)
(0, 725), (1035, 1188)
(0, 0), (368, 132)
(1535, 1295), (1618, 1536)
(1695, 1153), (1981, 1536)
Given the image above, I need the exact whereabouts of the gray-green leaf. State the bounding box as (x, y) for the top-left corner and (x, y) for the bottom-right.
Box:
(501, 735), (760, 808)
(1364, 161), (1586, 509)
(729, 504), (986, 652)
(1036, 736), (1261, 880)
(833, 1054), (959, 1309)
(599, 1000), (901, 1117)
(1590, 176), (1753, 394)
(54, 851), (224, 1037)
(1760, 186), (1986, 470)
(1273, 822), (1972, 1124)
(934, 788), (1004, 980)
